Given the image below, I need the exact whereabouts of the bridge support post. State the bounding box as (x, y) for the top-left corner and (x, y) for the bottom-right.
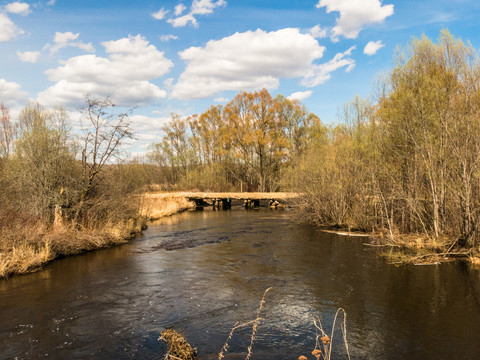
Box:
(222, 198), (231, 210)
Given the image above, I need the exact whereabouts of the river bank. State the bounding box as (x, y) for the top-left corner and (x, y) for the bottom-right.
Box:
(317, 223), (476, 266)
(0, 193), (194, 279)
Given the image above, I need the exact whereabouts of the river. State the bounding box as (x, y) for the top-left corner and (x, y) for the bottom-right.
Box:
(1, 208), (480, 359)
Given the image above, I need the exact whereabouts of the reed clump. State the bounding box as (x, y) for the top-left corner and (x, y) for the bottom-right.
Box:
(160, 329), (197, 360)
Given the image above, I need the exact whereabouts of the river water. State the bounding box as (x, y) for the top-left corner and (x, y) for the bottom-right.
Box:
(1, 208), (480, 359)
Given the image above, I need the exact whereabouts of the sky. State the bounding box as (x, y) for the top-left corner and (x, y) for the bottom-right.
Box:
(1, 0), (480, 157)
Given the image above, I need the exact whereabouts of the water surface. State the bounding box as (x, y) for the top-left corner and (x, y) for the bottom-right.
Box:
(1, 208), (480, 359)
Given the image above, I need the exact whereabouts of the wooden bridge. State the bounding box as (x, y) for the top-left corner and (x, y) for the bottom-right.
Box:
(182, 192), (300, 209)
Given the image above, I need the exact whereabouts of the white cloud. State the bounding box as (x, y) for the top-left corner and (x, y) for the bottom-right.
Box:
(38, 35), (173, 107)
(46, 0), (56, 6)
(214, 97), (229, 103)
(160, 34), (178, 42)
(174, 3), (187, 16)
(310, 25), (328, 39)
(0, 78), (27, 106)
(129, 114), (171, 133)
(301, 46), (356, 87)
(364, 40), (385, 55)
(171, 28), (331, 100)
(316, 0), (394, 40)
(152, 7), (168, 20)
(44, 32), (95, 54)
(191, 0), (226, 15)
(167, 13), (197, 27)
(0, 13), (23, 41)
(5, 2), (31, 15)
(288, 91), (312, 101)
(167, 0), (226, 28)
(17, 50), (41, 63)
(126, 114), (172, 151)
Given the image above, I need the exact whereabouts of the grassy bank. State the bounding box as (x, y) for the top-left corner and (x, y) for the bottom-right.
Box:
(0, 194), (194, 279)
(0, 215), (144, 279)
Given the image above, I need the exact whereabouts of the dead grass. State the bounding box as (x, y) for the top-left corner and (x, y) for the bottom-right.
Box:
(0, 218), (143, 279)
(1, 192), (197, 279)
(140, 194), (194, 220)
(160, 329), (197, 360)
(367, 232), (473, 265)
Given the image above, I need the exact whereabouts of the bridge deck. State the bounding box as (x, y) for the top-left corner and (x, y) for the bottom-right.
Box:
(144, 191), (300, 202)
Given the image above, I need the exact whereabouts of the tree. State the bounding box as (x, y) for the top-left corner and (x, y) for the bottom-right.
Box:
(79, 96), (134, 205)
(10, 103), (77, 220)
(0, 103), (14, 159)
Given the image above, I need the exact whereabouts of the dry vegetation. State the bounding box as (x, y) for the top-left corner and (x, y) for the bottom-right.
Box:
(161, 288), (351, 360)
(0, 97), (151, 278)
(287, 30), (480, 264)
(140, 193), (194, 219)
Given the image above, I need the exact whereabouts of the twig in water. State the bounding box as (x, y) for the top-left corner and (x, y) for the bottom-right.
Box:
(217, 287), (272, 360)
(218, 320), (256, 359)
(245, 287), (272, 360)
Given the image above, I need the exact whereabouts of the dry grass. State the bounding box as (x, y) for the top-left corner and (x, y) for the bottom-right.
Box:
(0, 218), (143, 279)
(160, 329), (197, 360)
(0, 192), (198, 279)
(367, 232), (474, 265)
(140, 194), (194, 220)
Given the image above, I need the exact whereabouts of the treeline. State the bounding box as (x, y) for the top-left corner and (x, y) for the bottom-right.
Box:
(291, 30), (480, 249)
(148, 89), (322, 192)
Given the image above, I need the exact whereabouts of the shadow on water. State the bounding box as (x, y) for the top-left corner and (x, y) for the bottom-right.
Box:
(1, 207), (480, 359)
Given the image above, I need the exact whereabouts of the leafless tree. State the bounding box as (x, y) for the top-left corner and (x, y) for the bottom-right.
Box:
(79, 96), (134, 204)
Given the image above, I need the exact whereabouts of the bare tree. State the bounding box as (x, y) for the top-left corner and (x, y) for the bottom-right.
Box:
(79, 96), (134, 204)
(0, 103), (15, 158)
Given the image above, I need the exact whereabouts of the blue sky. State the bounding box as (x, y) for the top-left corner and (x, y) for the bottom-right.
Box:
(1, 0), (480, 157)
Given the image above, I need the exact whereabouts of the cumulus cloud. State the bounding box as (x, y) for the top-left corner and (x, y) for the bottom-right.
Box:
(160, 34), (178, 42)
(0, 13), (23, 41)
(5, 2), (31, 15)
(0, 78), (28, 106)
(167, 13), (197, 27)
(174, 3), (187, 16)
(152, 7), (168, 20)
(44, 32), (95, 54)
(38, 35), (173, 107)
(126, 114), (172, 153)
(17, 50), (41, 63)
(167, 0), (226, 28)
(316, 0), (394, 40)
(302, 46), (356, 87)
(288, 91), (312, 101)
(364, 40), (385, 55)
(214, 97), (229, 103)
(172, 28), (354, 100)
(191, 0), (226, 15)
(310, 25), (328, 39)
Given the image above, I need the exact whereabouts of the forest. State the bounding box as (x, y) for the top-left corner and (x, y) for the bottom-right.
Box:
(1, 30), (480, 276)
